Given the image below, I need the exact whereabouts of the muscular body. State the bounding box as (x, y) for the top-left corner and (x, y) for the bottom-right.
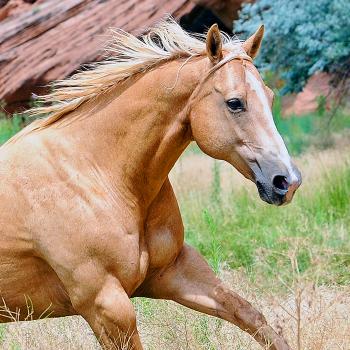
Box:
(0, 132), (286, 349)
(0, 23), (297, 350)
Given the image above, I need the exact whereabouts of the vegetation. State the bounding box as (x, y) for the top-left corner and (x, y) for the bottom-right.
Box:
(235, 0), (350, 93)
(0, 115), (23, 145)
(180, 155), (350, 286)
(272, 95), (350, 155)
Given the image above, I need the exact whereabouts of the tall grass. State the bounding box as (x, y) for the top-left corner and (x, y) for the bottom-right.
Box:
(181, 160), (350, 287)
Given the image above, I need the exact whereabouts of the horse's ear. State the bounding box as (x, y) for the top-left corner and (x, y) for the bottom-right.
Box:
(206, 24), (223, 64)
(242, 25), (264, 59)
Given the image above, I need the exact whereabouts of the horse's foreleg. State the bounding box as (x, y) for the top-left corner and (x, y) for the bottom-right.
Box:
(141, 244), (290, 350)
(73, 275), (143, 350)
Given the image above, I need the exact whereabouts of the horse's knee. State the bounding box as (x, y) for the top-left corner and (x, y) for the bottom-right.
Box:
(69, 276), (142, 349)
(95, 284), (137, 331)
(70, 275), (137, 332)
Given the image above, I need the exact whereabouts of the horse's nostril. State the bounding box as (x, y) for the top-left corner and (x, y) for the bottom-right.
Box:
(272, 175), (289, 191)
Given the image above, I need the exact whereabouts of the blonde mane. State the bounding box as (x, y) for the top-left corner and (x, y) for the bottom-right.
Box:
(28, 17), (244, 128)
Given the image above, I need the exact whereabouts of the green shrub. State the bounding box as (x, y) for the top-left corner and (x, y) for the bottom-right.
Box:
(0, 115), (23, 145)
(235, 0), (350, 94)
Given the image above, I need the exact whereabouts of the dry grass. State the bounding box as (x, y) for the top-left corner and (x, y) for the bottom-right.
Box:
(1, 269), (349, 349)
(1, 134), (349, 350)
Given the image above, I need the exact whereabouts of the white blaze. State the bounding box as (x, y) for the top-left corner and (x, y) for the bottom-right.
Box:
(245, 69), (298, 182)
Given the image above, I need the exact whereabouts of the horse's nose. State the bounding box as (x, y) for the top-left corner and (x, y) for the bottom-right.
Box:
(254, 161), (302, 206)
(272, 175), (289, 194)
(283, 169), (302, 204)
(272, 169), (302, 205)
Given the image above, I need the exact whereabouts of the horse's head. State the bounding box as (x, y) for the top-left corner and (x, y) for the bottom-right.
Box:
(189, 24), (301, 206)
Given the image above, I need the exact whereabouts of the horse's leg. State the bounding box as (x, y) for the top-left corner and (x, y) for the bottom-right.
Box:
(74, 275), (143, 350)
(141, 244), (290, 350)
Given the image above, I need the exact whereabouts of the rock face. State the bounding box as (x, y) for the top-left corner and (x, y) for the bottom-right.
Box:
(0, 0), (250, 112)
(283, 73), (332, 116)
(0, 0), (195, 110)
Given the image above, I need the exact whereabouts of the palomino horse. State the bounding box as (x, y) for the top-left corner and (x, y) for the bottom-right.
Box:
(0, 19), (301, 349)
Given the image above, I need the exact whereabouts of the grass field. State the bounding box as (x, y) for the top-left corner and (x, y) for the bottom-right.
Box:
(174, 136), (350, 286)
(0, 109), (349, 349)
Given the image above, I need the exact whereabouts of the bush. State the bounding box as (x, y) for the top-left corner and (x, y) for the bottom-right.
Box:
(235, 0), (350, 93)
(0, 115), (23, 145)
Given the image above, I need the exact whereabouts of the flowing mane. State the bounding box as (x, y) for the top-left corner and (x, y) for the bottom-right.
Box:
(27, 18), (244, 128)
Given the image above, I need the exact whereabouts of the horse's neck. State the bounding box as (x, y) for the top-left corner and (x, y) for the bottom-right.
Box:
(64, 58), (206, 205)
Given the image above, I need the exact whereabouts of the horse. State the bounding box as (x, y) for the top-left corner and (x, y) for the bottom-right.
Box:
(0, 19), (301, 349)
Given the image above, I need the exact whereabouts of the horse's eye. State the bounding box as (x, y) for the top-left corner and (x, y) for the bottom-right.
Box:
(226, 98), (245, 113)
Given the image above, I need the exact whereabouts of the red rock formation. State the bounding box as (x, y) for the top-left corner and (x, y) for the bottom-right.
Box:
(0, 0), (250, 112)
(0, 0), (196, 110)
(283, 73), (331, 116)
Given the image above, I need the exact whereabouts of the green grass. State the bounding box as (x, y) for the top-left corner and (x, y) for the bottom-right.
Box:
(181, 160), (350, 286)
(274, 110), (350, 155)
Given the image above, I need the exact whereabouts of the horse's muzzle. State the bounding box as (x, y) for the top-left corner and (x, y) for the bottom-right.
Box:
(254, 165), (302, 206)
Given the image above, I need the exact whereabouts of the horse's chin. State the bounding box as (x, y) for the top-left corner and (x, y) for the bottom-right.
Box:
(256, 182), (299, 206)
(257, 189), (285, 206)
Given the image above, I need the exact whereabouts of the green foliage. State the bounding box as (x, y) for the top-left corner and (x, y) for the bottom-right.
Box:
(235, 0), (350, 93)
(210, 161), (221, 205)
(316, 95), (327, 117)
(0, 115), (23, 145)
